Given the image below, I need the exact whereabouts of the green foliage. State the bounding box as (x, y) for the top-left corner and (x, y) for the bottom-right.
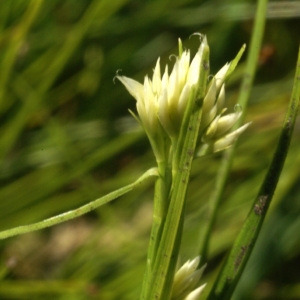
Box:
(0, 0), (299, 299)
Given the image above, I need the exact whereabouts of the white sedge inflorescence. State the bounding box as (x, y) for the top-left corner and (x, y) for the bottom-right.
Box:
(117, 37), (206, 140)
(171, 256), (207, 300)
(117, 35), (250, 159)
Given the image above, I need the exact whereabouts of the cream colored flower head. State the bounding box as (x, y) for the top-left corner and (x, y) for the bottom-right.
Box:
(117, 36), (250, 159)
(117, 36), (208, 139)
(196, 62), (251, 156)
(171, 256), (207, 300)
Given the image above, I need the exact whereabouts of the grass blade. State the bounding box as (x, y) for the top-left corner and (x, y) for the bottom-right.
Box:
(0, 168), (157, 240)
(208, 45), (300, 300)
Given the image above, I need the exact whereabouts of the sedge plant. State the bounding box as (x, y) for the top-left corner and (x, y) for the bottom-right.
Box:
(1, 31), (300, 300)
(116, 35), (250, 299)
(0, 34), (250, 299)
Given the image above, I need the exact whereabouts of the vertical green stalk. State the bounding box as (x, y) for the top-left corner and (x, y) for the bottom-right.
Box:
(0, 0), (43, 111)
(199, 0), (269, 262)
(145, 42), (210, 300)
(140, 160), (172, 299)
(119, 33), (248, 300)
(208, 45), (300, 299)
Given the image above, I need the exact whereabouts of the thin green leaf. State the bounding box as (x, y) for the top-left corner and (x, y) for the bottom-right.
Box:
(225, 44), (246, 80)
(208, 45), (300, 300)
(199, 0), (269, 263)
(0, 168), (158, 240)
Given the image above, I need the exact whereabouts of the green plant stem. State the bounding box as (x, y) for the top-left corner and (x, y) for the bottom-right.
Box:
(0, 0), (43, 112)
(208, 45), (300, 300)
(140, 161), (172, 299)
(0, 168), (157, 240)
(144, 41), (210, 300)
(199, 0), (269, 263)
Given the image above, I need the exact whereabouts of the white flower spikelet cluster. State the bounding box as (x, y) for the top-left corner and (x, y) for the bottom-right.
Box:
(197, 63), (251, 156)
(117, 37), (207, 141)
(117, 35), (250, 159)
(171, 256), (206, 300)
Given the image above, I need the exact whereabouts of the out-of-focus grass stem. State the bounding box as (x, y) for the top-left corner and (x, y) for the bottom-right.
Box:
(199, 0), (269, 263)
(208, 44), (300, 300)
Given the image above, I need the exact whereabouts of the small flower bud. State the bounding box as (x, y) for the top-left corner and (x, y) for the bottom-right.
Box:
(202, 114), (222, 142)
(215, 62), (230, 92)
(184, 284), (207, 300)
(203, 111), (242, 142)
(200, 78), (217, 131)
(213, 122), (251, 152)
(171, 256), (206, 300)
(216, 84), (225, 114)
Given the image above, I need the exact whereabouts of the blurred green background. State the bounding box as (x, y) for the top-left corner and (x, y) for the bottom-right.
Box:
(0, 0), (299, 299)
